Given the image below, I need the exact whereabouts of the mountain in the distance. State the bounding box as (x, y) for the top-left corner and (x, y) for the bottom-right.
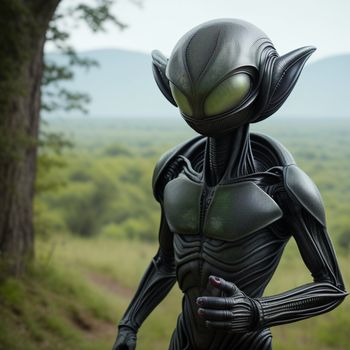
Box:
(278, 53), (349, 118)
(45, 49), (350, 119)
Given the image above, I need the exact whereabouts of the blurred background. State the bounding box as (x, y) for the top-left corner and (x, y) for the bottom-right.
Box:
(0, 1), (349, 349)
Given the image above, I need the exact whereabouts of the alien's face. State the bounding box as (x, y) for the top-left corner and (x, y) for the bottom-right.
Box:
(165, 19), (266, 136)
(168, 66), (259, 136)
(152, 19), (315, 137)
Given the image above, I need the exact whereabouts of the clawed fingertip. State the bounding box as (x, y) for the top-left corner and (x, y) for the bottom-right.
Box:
(209, 275), (221, 286)
(196, 297), (203, 306)
(197, 308), (204, 317)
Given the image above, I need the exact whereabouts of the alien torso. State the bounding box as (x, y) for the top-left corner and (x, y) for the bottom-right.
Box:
(154, 133), (295, 350)
(164, 172), (286, 294)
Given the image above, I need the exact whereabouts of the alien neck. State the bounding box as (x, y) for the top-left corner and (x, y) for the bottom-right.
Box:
(204, 124), (256, 186)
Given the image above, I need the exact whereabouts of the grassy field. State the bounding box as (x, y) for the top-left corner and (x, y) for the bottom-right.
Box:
(0, 236), (349, 350)
(1, 116), (350, 349)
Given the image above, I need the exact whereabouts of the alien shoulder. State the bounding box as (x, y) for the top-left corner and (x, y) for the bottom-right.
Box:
(283, 164), (326, 227)
(152, 145), (181, 202)
(152, 135), (205, 202)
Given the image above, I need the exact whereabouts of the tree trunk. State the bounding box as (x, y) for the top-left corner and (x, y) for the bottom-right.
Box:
(0, 0), (60, 276)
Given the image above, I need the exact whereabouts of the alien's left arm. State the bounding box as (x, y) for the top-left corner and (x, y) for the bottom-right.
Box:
(197, 165), (348, 332)
(252, 164), (348, 329)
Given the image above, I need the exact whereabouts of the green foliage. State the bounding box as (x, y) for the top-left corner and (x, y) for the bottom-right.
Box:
(56, 176), (116, 236)
(74, 0), (127, 32)
(36, 153), (159, 239)
(0, 278), (25, 308)
(338, 229), (350, 252)
(102, 143), (132, 157)
(36, 122), (73, 194)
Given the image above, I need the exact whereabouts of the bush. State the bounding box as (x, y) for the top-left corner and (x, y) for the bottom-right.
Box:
(338, 229), (350, 251)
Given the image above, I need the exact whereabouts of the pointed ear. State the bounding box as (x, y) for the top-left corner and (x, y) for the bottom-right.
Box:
(152, 50), (177, 107)
(259, 46), (316, 119)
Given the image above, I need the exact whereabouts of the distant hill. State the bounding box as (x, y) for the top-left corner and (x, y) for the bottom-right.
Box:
(278, 54), (350, 118)
(45, 49), (350, 119)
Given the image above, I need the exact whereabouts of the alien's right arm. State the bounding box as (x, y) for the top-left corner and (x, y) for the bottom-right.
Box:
(118, 209), (176, 332)
(116, 140), (199, 339)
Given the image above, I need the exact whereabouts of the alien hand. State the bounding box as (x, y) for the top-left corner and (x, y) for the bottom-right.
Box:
(112, 326), (137, 350)
(196, 276), (260, 333)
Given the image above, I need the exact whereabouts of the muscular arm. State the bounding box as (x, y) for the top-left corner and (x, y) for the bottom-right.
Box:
(197, 165), (347, 333)
(113, 209), (176, 349)
(254, 208), (346, 329)
(118, 210), (176, 331)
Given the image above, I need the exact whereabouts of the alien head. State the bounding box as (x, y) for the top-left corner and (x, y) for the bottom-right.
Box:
(152, 19), (315, 137)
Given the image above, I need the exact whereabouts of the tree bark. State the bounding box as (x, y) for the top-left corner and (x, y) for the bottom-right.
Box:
(0, 0), (60, 276)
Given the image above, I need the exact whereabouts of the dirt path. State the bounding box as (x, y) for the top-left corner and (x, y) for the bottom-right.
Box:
(87, 271), (134, 298)
(67, 270), (134, 342)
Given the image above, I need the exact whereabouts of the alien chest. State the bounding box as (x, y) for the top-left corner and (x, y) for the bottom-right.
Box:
(163, 174), (283, 241)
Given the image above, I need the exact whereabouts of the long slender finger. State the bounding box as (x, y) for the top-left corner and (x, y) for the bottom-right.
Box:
(196, 296), (234, 309)
(198, 308), (233, 321)
(209, 275), (237, 295)
(205, 320), (232, 330)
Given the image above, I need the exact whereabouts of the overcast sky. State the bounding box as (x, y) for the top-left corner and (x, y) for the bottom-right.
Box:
(49, 0), (350, 62)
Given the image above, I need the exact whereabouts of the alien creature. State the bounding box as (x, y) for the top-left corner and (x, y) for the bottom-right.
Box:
(113, 19), (347, 350)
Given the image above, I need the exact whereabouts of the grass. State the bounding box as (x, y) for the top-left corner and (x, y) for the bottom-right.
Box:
(1, 235), (349, 350)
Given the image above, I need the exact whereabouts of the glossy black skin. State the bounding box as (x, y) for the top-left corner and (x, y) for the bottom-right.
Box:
(113, 19), (347, 350)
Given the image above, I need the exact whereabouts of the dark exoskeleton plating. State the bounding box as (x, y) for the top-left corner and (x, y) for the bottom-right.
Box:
(113, 19), (348, 350)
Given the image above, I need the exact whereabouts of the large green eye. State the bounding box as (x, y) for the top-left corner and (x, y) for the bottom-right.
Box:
(204, 74), (251, 116)
(170, 82), (193, 116)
